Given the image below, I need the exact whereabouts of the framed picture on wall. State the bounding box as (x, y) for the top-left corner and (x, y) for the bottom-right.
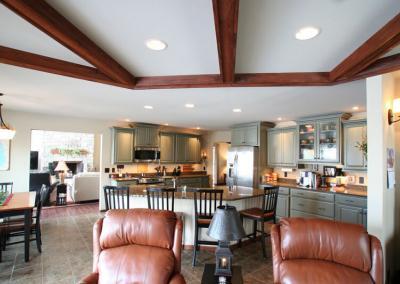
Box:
(0, 139), (10, 171)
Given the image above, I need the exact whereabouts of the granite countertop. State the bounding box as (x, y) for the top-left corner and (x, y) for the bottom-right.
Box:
(128, 185), (265, 201)
(262, 181), (367, 197)
(112, 174), (209, 182)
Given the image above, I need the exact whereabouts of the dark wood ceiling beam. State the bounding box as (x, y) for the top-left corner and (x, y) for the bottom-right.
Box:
(330, 13), (400, 81)
(135, 75), (224, 89)
(235, 72), (331, 86)
(212, 0), (239, 83)
(0, 46), (134, 89)
(0, 0), (135, 85)
(335, 53), (400, 84)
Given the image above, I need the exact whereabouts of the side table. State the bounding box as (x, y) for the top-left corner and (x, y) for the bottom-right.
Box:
(201, 264), (243, 284)
(56, 184), (67, 205)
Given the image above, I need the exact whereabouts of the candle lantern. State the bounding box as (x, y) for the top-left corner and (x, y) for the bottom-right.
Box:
(207, 205), (245, 281)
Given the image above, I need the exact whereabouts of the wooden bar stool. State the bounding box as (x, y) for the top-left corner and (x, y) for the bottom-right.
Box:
(192, 189), (223, 266)
(239, 186), (279, 258)
(146, 187), (176, 211)
(103, 186), (130, 210)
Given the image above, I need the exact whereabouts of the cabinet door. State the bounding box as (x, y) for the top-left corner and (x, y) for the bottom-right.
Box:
(134, 127), (148, 147)
(113, 128), (134, 164)
(175, 135), (187, 163)
(362, 208), (368, 229)
(282, 128), (296, 166)
(276, 195), (289, 218)
(187, 137), (200, 163)
(146, 127), (160, 147)
(244, 125), (258, 146)
(298, 122), (317, 162)
(335, 204), (363, 225)
(267, 130), (282, 166)
(317, 119), (340, 162)
(160, 133), (175, 163)
(231, 128), (244, 146)
(344, 123), (364, 169)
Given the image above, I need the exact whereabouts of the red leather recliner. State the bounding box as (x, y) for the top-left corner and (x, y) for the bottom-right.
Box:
(80, 209), (186, 284)
(271, 218), (383, 284)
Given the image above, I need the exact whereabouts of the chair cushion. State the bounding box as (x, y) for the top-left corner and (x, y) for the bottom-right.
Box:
(279, 259), (374, 284)
(240, 207), (274, 219)
(98, 244), (175, 284)
(279, 218), (371, 272)
(100, 209), (177, 250)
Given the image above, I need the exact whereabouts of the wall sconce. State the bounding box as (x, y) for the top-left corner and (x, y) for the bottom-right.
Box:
(388, 98), (400, 125)
(201, 152), (207, 160)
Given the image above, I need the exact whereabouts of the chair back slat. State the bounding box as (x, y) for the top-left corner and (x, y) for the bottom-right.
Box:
(194, 189), (223, 219)
(0, 182), (13, 193)
(262, 186), (279, 214)
(146, 187), (176, 211)
(103, 186), (130, 210)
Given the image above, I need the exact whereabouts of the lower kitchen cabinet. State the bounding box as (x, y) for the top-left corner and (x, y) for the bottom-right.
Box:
(290, 188), (335, 220)
(178, 176), (209, 188)
(276, 187), (290, 220)
(335, 194), (367, 228)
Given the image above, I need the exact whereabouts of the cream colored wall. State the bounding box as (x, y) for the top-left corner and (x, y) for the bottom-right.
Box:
(202, 130), (231, 175)
(0, 110), (116, 210)
(366, 73), (400, 280)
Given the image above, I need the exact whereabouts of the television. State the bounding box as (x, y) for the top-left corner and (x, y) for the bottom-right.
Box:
(30, 151), (39, 170)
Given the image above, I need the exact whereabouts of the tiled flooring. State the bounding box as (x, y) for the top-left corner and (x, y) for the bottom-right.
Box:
(0, 203), (273, 284)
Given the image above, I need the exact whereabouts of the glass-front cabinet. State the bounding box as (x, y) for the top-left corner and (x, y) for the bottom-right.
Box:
(297, 114), (350, 163)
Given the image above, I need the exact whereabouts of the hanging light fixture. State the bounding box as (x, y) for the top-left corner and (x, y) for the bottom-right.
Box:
(0, 94), (15, 140)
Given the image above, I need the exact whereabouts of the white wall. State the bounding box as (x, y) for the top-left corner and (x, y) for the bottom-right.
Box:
(0, 110), (117, 210)
(366, 73), (400, 281)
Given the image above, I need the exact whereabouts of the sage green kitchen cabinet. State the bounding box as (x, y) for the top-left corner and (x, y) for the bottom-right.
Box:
(134, 125), (160, 147)
(160, 133), (175, 163)
(175, 134), (201, 163)
(297, 113), (351, 164)
(343, 119), (367, 171)
(290, 188), (335, 220)
(335, 194), (367, 229)
(231, 123), (259, 146)
(267, 127), (296, 167)
(111, 127), (134, 164)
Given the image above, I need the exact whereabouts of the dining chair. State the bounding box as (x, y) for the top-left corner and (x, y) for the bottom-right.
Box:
(238, 186), (279, 258)
(103, 186), (130, 210)
(192, 189), (223, 266)
(146, 187), (176, 211)
(0, 182), (13, 193)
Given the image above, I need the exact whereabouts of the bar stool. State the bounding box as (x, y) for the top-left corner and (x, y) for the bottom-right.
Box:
(146, 187), (176, 211)
(103, 186), (130, 210)
(239, 186), (279, 258)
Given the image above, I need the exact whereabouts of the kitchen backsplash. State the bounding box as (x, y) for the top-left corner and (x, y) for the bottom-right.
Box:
(111, 163), (203, 174)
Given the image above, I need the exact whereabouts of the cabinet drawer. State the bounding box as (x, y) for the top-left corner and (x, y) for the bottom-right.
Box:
(290, 209), (333, 220)
(279, 187), (290, 195)
(291, 188), (334, 202)
(291, 197), (334, 218)
(335, 194), (367, 207)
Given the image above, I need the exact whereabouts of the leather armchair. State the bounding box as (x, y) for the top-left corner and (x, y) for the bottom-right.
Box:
(79, 209), (186, 284)
(271, 218), (383, 284)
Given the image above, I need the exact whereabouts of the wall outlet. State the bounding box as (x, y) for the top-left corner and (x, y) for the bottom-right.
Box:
(359, 177), (365, 184)
(104, 168), (110, 173)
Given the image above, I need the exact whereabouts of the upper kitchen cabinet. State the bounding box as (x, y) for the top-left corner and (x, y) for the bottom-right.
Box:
(160, 133), (175, 163)
(175, 134), (201, 163)
(134, 124), (160, 147)
(111, 127), (134, 164)
(231, 122), (274, 147)
(343, 119), (367, 171)
(267, 127), (297, 167)
(297, 113), (351, 164)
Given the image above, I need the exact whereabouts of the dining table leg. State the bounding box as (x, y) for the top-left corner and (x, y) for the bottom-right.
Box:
(24, 209), (31, 262)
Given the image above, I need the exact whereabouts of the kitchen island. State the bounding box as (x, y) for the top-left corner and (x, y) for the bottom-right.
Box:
(127, 185), (266, 247)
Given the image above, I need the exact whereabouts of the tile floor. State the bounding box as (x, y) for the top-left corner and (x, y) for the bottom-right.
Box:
(0, 203), (273, 284)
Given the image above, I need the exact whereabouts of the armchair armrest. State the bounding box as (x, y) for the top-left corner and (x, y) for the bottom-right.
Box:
(271, 224), (283, 284)
(169, 273), (186, 284)
(78, 272), (98, 284)
(369, 235), (383, 284)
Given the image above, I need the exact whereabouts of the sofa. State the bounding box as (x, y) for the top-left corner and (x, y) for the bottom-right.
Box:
(72, 172), (100, 202)
(271, 218), (383, 284)
(79, 209), (186, 284)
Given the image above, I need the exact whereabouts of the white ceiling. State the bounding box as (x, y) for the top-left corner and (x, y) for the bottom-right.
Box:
(0, 64), (366, 130)
(2, 0), (396, 129)
(236, 0), (400, 72)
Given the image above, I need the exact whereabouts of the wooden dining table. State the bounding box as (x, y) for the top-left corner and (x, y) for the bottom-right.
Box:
(0, 192), (35, 262)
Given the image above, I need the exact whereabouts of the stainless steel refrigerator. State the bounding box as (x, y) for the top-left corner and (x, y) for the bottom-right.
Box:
(226, 146), (259, 188)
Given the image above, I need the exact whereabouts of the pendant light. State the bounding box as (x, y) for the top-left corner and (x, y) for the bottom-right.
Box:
(0, 93), (15, 140)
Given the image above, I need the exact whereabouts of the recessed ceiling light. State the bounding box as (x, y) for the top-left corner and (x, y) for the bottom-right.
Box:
(196, 127), (201, 130)
(352, 106), (359, 110)
(124, 118), (131, 122)
(185, 103), (195, 108)
(144, 105), (153, 110)
(233, 108), (242, 113)
(145, 39), (167, 51)
(295, 26), (320, 40)
(164, 123), (169, 126)
(277, 117), (282, 121)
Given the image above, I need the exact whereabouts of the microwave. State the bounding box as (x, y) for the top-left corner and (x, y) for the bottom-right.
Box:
(134, 147), (160, 163)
